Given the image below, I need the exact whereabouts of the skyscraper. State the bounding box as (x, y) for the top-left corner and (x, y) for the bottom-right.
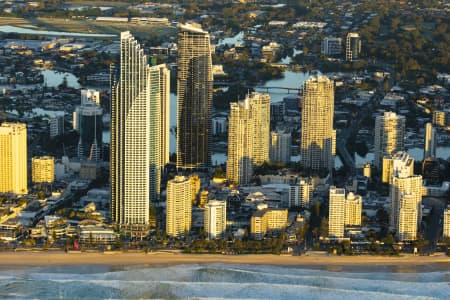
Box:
(166, 176), (192, 237)
(0, 123), (27, 194)
(390, 172), (422, 241)
(270, 131), (291, 163)
(424, 122), (436, 159)
(177, 23), (213, 169)
(227, 92), (270, 185)
(300, 75), (336, 172)
(32, 156), (55, 184)
(346, 32), (361, 61)
(111, 31), (170, 227)
(204, 200), (227, 239)
(374, 111), (405, 169)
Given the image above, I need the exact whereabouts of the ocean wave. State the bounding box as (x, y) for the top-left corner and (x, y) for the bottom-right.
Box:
(0, 264), (448, 299)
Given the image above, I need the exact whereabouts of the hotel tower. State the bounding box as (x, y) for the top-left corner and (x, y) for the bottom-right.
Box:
(177, 23), (213, 169)
(111, 31), (170, 227)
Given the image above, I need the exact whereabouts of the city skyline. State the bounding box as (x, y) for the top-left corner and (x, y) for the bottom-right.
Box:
(0, 1), (449, 291)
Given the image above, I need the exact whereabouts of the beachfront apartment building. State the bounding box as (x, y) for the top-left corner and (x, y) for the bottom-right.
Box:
(110, 31), (170, 229)
(390, 173), (422, 241)
(251, 208), (288, 240)
(204, 200), (227, 239)
(328, 187), (346, 239)
(329, 187), (363, 239)
(166, 176), (192, 237)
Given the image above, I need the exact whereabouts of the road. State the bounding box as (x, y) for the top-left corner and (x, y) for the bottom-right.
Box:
(336, 96), (377, 174)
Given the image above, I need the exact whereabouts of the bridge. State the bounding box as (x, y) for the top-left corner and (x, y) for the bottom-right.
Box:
(253, 86), (302, 94)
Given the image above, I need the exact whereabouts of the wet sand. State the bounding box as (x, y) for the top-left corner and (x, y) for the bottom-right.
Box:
(0, 251), (449, 272)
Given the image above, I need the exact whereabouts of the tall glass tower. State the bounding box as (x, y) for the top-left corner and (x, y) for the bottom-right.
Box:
(177, 23), (213, 169)
(111, 31), (170, 228)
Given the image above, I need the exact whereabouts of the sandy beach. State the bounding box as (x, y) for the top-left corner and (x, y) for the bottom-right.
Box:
(0, 251), (449, 271)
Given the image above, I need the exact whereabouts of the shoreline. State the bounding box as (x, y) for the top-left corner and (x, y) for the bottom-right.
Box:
(0, 251), (449, 272)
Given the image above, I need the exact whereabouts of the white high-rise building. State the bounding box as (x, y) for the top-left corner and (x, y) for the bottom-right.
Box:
(443, 206), (450, 238)
(0, 123), (27, 194)
(390, 172), (422, 241)
(111, 31), (170, 227)
(301, 75), (336, 172)
(289, 180), (313, 208)
(270, 131), (291, 163)
(329, 186), (346, 239)
(166, 176), (192, 237)
(374, 111), (405, 169)
(329, 187), (363, 239)
(227, 92), (270, 185)
(204, 200), (227, 239)
(382, 151), (414, 184)
(424, 122), (436, 159)
(398, 194), (418, 241)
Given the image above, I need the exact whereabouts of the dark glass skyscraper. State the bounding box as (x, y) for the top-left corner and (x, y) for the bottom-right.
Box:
(176, 23), (213, 169)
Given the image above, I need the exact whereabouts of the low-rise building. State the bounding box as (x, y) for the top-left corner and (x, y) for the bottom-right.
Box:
(251, 206), (288, 240)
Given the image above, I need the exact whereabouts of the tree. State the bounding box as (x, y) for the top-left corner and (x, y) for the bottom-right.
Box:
(319, 218), (328, 237)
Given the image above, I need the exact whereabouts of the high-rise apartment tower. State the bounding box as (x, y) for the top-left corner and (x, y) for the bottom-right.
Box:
(300, 75), (336, 172)
(111, 31), (170, 227)
(374, 111), (405, 169)
(227, 92), (270, 185)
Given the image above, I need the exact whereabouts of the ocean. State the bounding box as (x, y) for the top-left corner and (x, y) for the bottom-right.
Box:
(0, 264), (448, 299)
